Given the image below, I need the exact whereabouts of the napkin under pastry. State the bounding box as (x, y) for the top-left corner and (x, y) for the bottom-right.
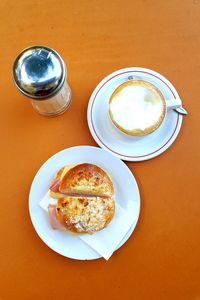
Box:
(40, 192), (134, 260)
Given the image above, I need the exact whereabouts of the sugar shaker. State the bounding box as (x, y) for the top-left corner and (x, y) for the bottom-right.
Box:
(13, 45), (72, 116)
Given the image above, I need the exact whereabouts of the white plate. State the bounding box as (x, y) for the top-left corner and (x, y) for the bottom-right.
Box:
(87, 67), (183, 161)
(29, 146), (140, 260)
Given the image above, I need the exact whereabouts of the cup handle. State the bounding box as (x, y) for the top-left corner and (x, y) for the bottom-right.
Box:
(166, 98), (182, 109)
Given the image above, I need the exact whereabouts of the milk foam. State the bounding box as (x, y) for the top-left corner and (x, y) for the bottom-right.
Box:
(110, 85), (163, 131)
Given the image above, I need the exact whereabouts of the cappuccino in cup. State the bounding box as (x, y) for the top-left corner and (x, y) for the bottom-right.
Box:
(108, 80), (166, 136)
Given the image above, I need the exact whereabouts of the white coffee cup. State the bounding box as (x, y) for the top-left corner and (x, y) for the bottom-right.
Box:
(108, 79), (183, 136)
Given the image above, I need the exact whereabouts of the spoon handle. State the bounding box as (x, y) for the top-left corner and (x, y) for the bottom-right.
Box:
(173, 107), (188, 115)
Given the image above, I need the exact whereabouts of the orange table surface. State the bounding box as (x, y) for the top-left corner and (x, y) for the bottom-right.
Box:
(0, 1), (199, 299)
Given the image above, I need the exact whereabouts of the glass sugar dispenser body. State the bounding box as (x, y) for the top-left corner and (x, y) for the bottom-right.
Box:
(13, 45), (72, 116)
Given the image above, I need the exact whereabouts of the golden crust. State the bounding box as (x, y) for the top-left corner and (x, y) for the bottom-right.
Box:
(109, 80), (166, 136)
(56, 196), (115, 234)
(59, 163), (114, 197)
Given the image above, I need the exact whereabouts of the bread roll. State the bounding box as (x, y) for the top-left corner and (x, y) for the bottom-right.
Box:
(56, 195), (115, 234)
(59, 163), (114, 197)
(48, 163), (115, 234)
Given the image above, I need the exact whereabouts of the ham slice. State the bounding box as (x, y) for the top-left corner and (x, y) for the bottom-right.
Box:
(50, 179), (60, 192)
(48, 204), (64, 230)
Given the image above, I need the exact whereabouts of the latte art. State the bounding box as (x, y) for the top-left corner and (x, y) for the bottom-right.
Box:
(109, 80), (166, 136)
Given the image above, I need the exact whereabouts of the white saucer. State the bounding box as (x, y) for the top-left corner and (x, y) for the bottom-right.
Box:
(29, 146), (140, 260)
(87, 67), (183, 161)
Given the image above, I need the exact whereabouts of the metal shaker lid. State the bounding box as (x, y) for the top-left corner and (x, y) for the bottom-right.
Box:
(13, 45), (66, 100)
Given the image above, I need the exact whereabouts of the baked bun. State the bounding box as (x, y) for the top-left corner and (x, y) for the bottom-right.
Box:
(48, 163), (115, 234)
(59, 163), (114, 197)
(109, 80), (166, 136)
(56, 195), (115, 234)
